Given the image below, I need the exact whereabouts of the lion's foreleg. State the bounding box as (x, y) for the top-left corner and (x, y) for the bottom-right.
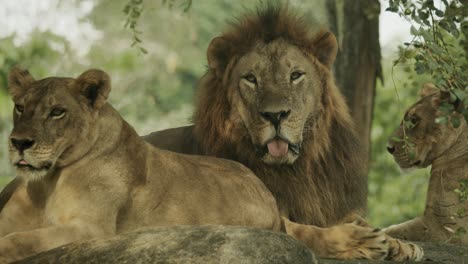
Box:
(282, 217), (388, 260)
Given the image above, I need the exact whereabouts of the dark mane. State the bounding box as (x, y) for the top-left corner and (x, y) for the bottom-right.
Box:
(193, 4), (367, 226)
(226, 4), (315, 54)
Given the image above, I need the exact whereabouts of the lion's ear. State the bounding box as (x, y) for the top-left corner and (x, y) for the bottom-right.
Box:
(207, 37), (233, 77)
(8, 67), (35, 100)
(75, 69), (111, 109)
(419, 83), (439, 98)
(310, 29), (338, 68)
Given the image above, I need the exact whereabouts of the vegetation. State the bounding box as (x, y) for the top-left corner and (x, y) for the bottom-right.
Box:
(0, 0), (466, 228)
(376, 0), (467, 230)
(388, 0), (467, 123)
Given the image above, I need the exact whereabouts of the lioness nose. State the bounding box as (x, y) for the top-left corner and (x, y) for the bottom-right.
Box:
(11, 138), (35, 151)
(260, 110), (291, 127)
(386, 144), (395, 154)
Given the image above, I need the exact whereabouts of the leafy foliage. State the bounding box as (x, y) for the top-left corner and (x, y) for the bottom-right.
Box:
(387, 0), (468, 124)
(123, 0), (193, 54)
(368, 60), (431, 227)
(123, 0), (147, 53)
(455, 180), (468, 202)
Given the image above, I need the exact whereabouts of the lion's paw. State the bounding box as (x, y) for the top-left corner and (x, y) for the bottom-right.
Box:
(323, 222), (389, 260)
(385, 238), (424, 261)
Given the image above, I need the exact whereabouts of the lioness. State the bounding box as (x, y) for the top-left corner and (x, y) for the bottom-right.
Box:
(0, 68), (389, 262)
(385, 84), (468, 244)
(143, 4), (423, 261)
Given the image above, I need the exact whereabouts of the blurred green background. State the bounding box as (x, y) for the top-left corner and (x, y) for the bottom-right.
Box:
(0, 0), (431, 228)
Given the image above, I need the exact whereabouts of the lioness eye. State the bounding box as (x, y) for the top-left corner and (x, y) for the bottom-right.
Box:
(290, 71), (304, 81)
(50, 108), (66, 119)
(243, 74), (257, 84)
(410, 115), (420, 125)
(14, 104), (24, 115)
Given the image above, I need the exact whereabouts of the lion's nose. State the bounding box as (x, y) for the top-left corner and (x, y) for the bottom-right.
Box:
(260, 110), (291, 128)
(386, 144), (395, 154)
(11, 137), (35, 151)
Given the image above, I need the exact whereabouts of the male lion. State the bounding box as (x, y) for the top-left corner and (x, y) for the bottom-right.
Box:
(0, 68), (390, 262)
(143, 4), (423, 262)
(385, 84), (468, 244)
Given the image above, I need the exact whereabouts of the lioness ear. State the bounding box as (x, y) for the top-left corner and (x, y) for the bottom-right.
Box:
(310, 29), (338, 68)
(207, 37), (234, 77)
(75, 69), (111, 109)
(419, 83), (439, 98)
(8, 67), (35, 100)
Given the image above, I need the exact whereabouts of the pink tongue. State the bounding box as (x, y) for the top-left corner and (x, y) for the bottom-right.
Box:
(267, 140), (289, 157)
(19, 160), (28, 165)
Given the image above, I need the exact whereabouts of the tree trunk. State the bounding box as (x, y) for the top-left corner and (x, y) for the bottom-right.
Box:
(326, 0), (382, 162)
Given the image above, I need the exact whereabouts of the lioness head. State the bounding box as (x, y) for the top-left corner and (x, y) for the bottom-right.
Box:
(204, 6), (338, 165)
(8, 68), (111, 180)
(387, 84), (466, 169)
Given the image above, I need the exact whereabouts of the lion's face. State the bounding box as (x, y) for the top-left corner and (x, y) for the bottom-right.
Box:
(7, 68), (110, 180)
(387, 86), (465, 169)
(226, 40), (322, 164)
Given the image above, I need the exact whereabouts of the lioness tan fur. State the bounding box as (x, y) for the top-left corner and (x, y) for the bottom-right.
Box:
(0, 68), (280, 262)
(144, 4), (423, 261)
(386, 84), (468, 244)
(0, 68), (394, 262)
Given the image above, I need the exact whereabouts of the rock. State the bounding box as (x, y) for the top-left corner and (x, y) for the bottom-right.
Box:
(13, 225), (468, 264)
(319, 241), (468, 264)
(14, 225), (317, 264)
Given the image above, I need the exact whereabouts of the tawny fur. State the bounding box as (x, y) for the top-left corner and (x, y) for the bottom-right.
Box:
(0, 68), (281, 263)
(386, 85), (468, 244)
(152, 3), (367, 228)
(144, 4), (423, 261)
(0, 68), (401, 262)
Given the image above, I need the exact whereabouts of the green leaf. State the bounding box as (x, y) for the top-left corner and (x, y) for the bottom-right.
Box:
(439, 20), (451, 33)
(415, 54), (425, 61)
(462, 109), (468, 122)
(455, 227), (467, 237)
(435, 116), (448, 124)
(460, 179), (468, 186)
(439, 102), (454, 114)
(410, 26), (419, 35)
(451, 117), (461, 128)
(418, 10), (429, 20)
(435, 9), (444, 17)
(453, 89), (467, 100)
(414, 61), (427, 74)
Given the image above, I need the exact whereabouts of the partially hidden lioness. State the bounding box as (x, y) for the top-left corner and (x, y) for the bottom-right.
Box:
(386, 84), (468, 244)
(0, 68), (389, 263)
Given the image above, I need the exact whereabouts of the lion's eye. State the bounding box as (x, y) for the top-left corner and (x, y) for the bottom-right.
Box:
(14, 104), (24, 115)
(405, 115), (420, 129)
(290, 71), (304, 82)
(410, 115), (420, 125)
(243, 74), (257, 84)
(50, 108), (66, 119)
